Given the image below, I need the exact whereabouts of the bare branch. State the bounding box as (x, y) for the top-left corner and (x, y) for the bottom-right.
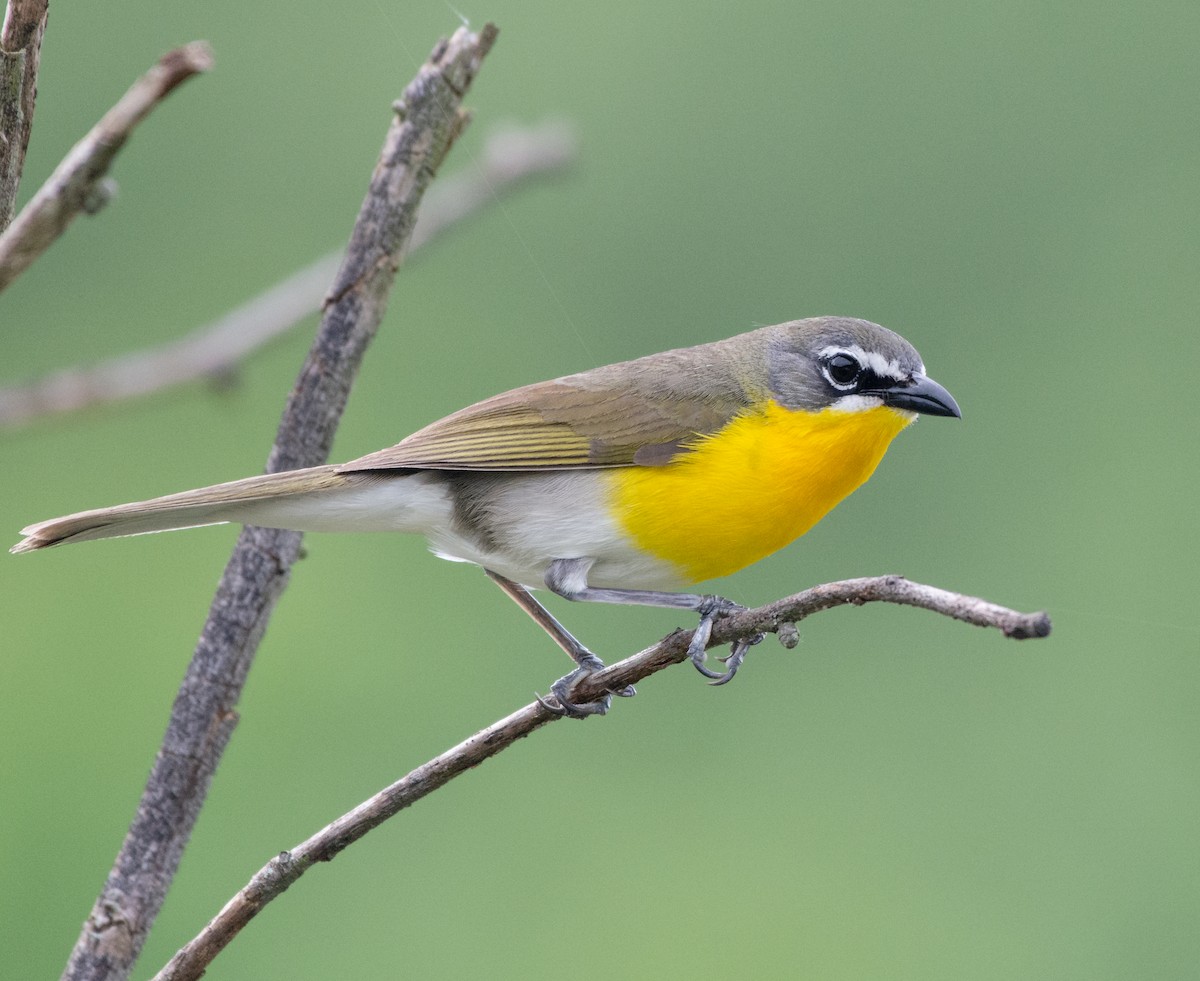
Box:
(0, 120), (577, 430)
(0, 0), (49, 227)
(0, 41), (213, 292)
(59, 24), (499, 981)
(151, 575), (1049, 981)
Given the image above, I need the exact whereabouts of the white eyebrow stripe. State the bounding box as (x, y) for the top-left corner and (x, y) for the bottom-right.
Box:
(817, 344), (911, 382)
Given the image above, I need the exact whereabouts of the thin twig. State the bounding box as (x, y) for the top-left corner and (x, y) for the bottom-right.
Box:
(0, 0), (49, 227)
(59, 24), (499, 981)
(0, 120), (577, 429)
(0, 41), (213, 293)
(151, 576), (1050, 981)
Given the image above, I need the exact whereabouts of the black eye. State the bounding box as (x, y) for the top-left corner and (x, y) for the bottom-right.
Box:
(824, 353), (861, 388)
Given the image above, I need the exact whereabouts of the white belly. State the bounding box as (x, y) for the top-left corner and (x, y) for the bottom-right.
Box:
(249, 469), (686, 592)
(423, 470), (687, 591)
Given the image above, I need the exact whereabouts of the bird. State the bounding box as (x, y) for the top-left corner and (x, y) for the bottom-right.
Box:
(12, 317), (960, 715)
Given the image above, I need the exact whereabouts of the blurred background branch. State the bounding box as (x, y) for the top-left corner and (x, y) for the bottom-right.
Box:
(0, 120), (576, 430)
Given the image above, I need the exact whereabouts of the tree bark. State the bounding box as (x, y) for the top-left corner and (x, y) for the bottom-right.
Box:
(58, 23), (499, 981)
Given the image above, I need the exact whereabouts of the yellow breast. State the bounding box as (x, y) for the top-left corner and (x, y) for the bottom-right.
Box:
(608, 401), (913, 584)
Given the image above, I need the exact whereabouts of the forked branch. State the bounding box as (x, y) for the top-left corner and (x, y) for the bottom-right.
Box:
(151, 576), (1049, 981)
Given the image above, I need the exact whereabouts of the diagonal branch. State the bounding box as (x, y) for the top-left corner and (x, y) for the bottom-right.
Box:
(0, 120), (577, 430)
(0, 40), (213, 293)
(59, 23), (499, 981)
(0, 0), (49, 227)
(151, 576), (1049, 981)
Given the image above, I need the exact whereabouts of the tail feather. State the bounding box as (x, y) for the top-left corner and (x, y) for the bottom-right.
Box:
(12, 466), (350, 553)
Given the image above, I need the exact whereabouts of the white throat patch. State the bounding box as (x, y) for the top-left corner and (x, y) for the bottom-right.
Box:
(829, 393), (884, 413)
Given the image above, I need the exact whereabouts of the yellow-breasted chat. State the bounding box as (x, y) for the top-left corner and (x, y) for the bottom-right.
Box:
(12, 316), (960, 715)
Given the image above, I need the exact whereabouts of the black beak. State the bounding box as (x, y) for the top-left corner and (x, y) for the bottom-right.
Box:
(877, 374), (961, 418)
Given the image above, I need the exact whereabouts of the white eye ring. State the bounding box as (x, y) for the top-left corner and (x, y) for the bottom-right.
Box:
(821, 352), (861, 390)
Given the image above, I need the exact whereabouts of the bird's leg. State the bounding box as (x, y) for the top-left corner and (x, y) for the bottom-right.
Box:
(545, 558), (764, 685)
(483, 569), (635, 718)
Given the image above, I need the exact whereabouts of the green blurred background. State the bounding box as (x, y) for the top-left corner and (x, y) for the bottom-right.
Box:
(2, 1), (1197, 978)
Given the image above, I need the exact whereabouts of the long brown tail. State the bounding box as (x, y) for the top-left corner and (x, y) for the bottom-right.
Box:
(11, 466), (352, 553)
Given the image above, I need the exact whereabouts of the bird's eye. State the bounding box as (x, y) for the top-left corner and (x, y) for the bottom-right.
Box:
(824, 353), (861, 388)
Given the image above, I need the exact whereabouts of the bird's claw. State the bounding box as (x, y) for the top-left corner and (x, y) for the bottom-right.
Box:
(688, 599), (759, 684)
(687, 614), (726, 679)
(537, 686), (611, 719)
(708, 632), (764, 686)
(539, 656), (636, 720)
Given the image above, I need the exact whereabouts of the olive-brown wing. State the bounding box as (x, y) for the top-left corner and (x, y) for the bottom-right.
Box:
(337, 369), (749, 472)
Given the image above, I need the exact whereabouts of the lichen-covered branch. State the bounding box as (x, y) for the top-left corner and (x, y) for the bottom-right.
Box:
(59, 24), (499, 981)
(0, 41), (212, 292)
(0, 0), (49, 227)
(151, 576), (1049, 981)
